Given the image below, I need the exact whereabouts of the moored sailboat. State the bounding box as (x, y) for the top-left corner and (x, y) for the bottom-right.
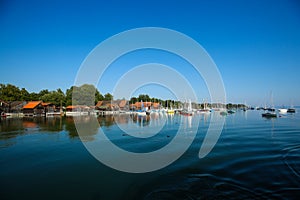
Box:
(278, 106), (288, 114)
(136, 100), (147, 116)
(197, 100), (211, 113)
(287, 108), (296, 113)
(180, 99), (193, 116)
(287, 100), (296, 113)
(166, 100), (175, 114)
(262, 112), (277, 118)
(262, 91), (277, 118)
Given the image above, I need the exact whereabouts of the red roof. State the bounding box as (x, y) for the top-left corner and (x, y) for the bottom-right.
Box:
(152, 103), (160, 108)
(131, 102), (152, 108)
(66, 105), (89, 110)
(66, 105), (76, 109)
(23, 101), (42, 109)
(42, 102), (51, 106)
(118, 100), (127, 108)
(95, 101), (103, 107)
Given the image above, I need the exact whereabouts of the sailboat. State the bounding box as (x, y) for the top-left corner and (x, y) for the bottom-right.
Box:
(278, 105), (288, 114)
(166, 100), (175, 114)
(220, 108), (228, 116)
(242, 101), (247, 112)
(227, 103), (236, 114)
(227, 109), (235, 114)
(137, 100), (147, 116)
(198, 99), (211, 113)
(262, 92), (277, 118)
(262, 112), (277, 118)
(287, 108), (296, 113)
(180, 99), (193, 116)
(287, 100), (296, 113)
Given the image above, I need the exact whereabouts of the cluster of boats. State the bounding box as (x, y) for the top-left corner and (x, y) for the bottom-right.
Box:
(261, 107), (295, 118)
(131, 99), (194, 117)
(45, 98), (296, 119)
(53, 105), (297, 119)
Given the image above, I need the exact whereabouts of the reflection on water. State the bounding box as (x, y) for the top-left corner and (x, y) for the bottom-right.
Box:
(1, 110), (300, 199)
(0, 113), (179, 143)
(131, 115), (151, 127)
(0, 117), (63, 140)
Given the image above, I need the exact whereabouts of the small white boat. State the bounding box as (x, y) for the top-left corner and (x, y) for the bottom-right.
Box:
(227, 109), (236, 114)
(278, 108), (288, 113)
(198, 100), (211, 113)
(180, 110), (193, 116)
(220, 109), (228, 116)
(65, 111), (89, 116)
(137, 111), (147, 116)
(136, 100), (147, 116)
(180, 99), (193, 116)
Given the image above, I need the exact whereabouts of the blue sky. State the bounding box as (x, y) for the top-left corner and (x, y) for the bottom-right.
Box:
(0, 0), (300, 106)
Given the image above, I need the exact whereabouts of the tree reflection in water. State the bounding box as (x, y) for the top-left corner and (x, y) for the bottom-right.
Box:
(0, 114), (155, 144)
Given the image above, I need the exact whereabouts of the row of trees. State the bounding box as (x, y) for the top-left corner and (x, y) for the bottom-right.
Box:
(1, 84), (247, 109)
(130, 94), (183, 109)
(0, 83), (113, 107)
(0, 84), (181, 108)
(0, 84), (182, 109)
(130, 94), (247, 109)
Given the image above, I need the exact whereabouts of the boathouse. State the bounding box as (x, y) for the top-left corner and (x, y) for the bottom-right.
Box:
(129, 101), (153, 110)
(96, 100), (127, 111)
(23, 101), (45, 116)
(42, 102), (56, 113)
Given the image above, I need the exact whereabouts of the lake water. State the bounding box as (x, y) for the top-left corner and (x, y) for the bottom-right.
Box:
(1, 109), (300, 199)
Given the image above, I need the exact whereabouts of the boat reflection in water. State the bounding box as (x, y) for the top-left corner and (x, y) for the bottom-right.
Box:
(131, 114), (150, 127)
(0, 112), (222, 143)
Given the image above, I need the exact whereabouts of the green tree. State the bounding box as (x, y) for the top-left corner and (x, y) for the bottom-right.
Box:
(130, 97), (138, 103)
(95, 90), (104, 103)
(103, 93), (113, 101)
(38, 89), (49, 99)
(66, 84), (103, 106)
(29, 92), (39, 101)
(40, 90), (65, 106)
(0, 84), (21, 101)
(137, 94), (150, 102)
(20, 88), (30, 101)
(65, 86), (74, 106)
(57, 88), (64, 95)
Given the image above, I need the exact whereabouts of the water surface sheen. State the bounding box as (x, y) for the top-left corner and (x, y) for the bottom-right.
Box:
(1, 110), (300, 199)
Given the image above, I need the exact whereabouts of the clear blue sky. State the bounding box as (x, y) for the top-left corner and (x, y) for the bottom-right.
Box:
(0, 0), (300, 106)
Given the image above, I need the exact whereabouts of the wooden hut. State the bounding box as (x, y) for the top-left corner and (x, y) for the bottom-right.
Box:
(23, 101), (45, 116)
(96, 100), (127, 111)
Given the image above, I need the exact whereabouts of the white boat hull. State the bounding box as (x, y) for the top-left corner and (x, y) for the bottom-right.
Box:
(137, 111), (147, 116)
(278, 109), (288, 113)
(65, 111), (89, 116)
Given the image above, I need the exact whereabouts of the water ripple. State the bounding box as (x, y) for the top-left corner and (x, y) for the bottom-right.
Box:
(282, 144), (300, 179)
(142, 173), (285, 200)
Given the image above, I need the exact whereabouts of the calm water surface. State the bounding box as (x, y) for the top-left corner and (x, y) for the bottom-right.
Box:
(1, 109), (300, 199)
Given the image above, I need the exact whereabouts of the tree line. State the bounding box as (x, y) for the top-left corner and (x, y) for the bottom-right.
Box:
(0, 84), (182, 108)
(0, 83), (113, 107)
(1, 83), (247, 109)
(129, 94), (183, 109)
